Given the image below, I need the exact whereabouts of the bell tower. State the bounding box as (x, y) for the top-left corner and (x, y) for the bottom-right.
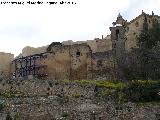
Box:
(112, 13), (127, 26)
(110, 13), (126, 60)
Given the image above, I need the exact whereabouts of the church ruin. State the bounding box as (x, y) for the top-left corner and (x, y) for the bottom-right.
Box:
(1, 11), (160, 80)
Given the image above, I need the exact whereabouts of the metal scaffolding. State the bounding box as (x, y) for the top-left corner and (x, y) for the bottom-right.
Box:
(12, 52), (49, 78)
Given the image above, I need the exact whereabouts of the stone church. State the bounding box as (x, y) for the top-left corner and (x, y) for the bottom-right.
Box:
(1, 11), (160, 80)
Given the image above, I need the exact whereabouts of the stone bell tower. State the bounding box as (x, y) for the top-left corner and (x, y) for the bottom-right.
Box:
(110, 13), (126, 60)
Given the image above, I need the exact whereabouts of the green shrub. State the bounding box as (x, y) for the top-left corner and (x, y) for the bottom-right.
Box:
(126, 80), (160, 102)
(6, 113), (12, 120)
(63, 79), (160, 103)
(0, 103), (5, 111)
(3, 90), (13, 98)
(118, 92), (127, 103)
(48, 81), (53, 87)
(94, 81), (126, 90)
(61, 111), (70, 117)
(101, 90), (114, 96)
(14, 112), (20, 120)
(71, 93), (82, 98)
(64, 79), (127, 90)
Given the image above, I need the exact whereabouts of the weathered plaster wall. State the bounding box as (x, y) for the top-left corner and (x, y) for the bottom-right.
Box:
(0, 52), (14, 76)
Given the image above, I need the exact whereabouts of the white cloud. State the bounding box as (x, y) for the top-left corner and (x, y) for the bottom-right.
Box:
(0, 0), (159, 56)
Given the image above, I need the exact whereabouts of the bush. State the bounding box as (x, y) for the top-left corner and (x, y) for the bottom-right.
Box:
(61, 111), (70, 117)
(48, 81), (53, 87)
(14, 112), (20, 120)
(126, 80), (160, 102)
(71, 93), (82, 98)
(118, 92), (127, 103)
(63, 79), (160, 103)
(101, 90), (114, 96)
(64, 79), (127, 90)
(0, 103), (5, 111)
(6, 113), (12, 120)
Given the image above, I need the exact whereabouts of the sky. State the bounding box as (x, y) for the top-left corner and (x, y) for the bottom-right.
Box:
(0, 0), (159, 56)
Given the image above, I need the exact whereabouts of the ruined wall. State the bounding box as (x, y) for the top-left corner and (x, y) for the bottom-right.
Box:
(86, 40), (97, 53)
(45, 43), (92, 80)
(70, 44), (92, 80)
(11, 43), (92, 80)
(0, 52), (14, 77)
(10, 12), (160, 80)
(91, 51), (118, 80)
(62, 39), (104, 53)
(46, 45), (71, 80)
(21, 46), (48, 57)
(62, 40), (97, 53)
(95, 38), (112, 53)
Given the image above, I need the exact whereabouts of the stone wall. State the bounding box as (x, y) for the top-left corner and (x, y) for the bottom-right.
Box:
(95, 38), (112, 53)
(70, 44), (92, 80)
(62, 38), (110, 53)
(44, 43), (92, 80)
(21, 46), (48, 57)
(125, 13), (160, 51)
(8, 11), (160, 80)
(0, 52), (14, 77)
(91, 51), (118, 80)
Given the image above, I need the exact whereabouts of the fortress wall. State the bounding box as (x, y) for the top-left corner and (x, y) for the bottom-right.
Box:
(62, 40), (74, 45)
(91, 51), (117, 80)
(125, 15), (144, 51)
(22, 46), (47, 57)
(62, 40), (98, 53)
(70, 44), (92, 80)
(45, 43), (92, 80)
(86, 40), (97, 53)
(125, 14), (160, 51)
(0, 52), (14, 76)
(62, 38), (112, 53)
(50, 46), (70, 80)
(95, 38), (112, 52)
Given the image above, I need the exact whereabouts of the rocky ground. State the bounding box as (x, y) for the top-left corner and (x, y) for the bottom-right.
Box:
(0, 78), (159, 120)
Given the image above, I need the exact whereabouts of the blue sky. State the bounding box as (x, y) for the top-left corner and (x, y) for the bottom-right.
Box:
(0, 0), (159, 56)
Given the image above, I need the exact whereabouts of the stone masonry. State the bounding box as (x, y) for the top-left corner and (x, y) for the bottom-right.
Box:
(1, 11), (160, 80)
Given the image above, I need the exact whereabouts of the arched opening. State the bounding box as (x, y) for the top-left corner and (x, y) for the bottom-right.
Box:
(116, 29), (119, 40)
(135, 21), (139, 27)
(97, 60), (102, 67)
(76, 51), (80, 57)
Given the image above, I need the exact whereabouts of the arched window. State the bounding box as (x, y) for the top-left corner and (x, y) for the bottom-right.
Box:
(135, 21), (139, 27)
(76, 51), (80, 57)
(116, 29), (119, 40)
(97, 60), (102, 67)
